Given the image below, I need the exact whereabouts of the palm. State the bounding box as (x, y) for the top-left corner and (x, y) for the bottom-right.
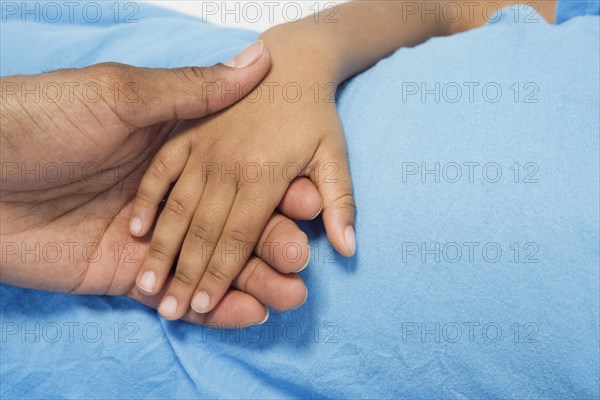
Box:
(2, 60), (317, 326)
(1, 97), (174, 295)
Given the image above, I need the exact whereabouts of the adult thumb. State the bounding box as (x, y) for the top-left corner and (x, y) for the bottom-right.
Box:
(101, 40), (271, 128)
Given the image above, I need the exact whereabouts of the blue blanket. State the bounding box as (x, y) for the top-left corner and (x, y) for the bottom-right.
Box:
(1, 2), (599, 398)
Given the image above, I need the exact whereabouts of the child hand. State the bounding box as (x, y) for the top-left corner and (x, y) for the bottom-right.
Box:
(130, 40), (356, 320)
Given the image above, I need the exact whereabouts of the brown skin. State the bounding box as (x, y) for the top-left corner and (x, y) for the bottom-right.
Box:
(130, 44), (355, 319)
(1, 0), (557, 327)
(130, 0), (557, 318)
(0, 59), (322, 328)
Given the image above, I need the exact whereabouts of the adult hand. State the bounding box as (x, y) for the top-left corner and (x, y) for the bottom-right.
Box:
(0, 43), (321, 327)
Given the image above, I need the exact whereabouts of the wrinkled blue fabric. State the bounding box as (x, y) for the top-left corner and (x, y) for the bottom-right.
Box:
(557, 0), (600, 23)
(1, 2), (599, 398)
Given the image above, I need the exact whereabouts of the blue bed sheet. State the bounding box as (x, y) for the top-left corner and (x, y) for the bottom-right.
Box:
(1, 2), (599, 398)
(557, 0), (600, 23)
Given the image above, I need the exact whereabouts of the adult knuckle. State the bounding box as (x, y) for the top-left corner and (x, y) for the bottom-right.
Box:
(89, 62), (133, 85)
(242, 258), (267, 293)
(331, 193), (356, 212)
(173, 66), (216, 85)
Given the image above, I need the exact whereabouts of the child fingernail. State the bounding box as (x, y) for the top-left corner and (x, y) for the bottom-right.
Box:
(224, 40), (264, 68)
(158, 295), (178, 318)
(344, 226), (356, 256)
(137, 270), (156, 293)
(191, 291), (210, 313)
(130, 217), (142, 236)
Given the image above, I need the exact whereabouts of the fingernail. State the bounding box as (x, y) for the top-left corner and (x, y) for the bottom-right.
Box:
(258, 308), (269, 325)
(137, 270), (156, 293)
(309, 203), (323, 220)
(224, 40), (264, 68)
(344, 226), (356, 256)
(191, 291), (210, 313)
(295, 246), (311, 273)
(291, 286), (308, 310)
(158, 295), (178, 318)
(130, 217), (142, 236)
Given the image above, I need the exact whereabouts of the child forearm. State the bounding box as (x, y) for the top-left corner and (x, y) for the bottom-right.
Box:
(259, 0), (556, 85)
